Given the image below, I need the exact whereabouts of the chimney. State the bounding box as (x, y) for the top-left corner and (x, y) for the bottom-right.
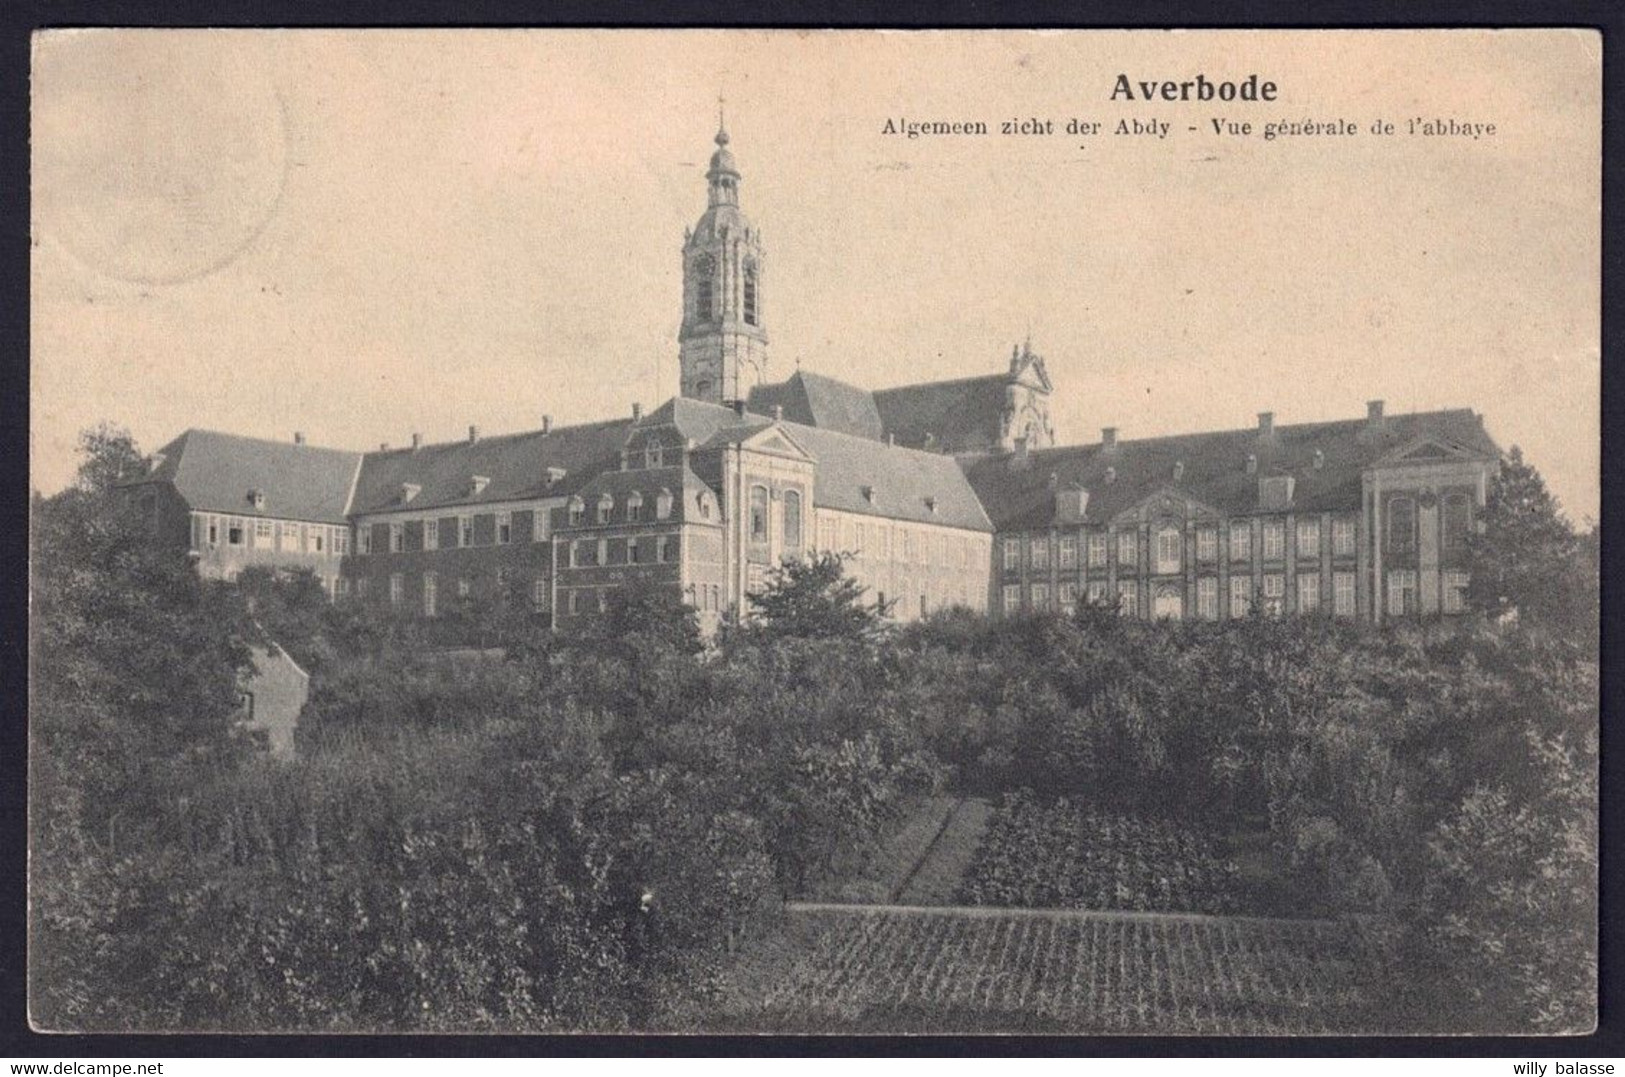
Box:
(732, 399), (746, 418)
(1258, 411), (1274, 436)
(294, 431), (305, 446)
(1246, 453), (1258, 475)
(411, 433), (422, 451)
(1102, 427), (1118, 450)
(468, 425), (480, 444)
(542, 415), (553, 435)
(632, 402), (642, 421)
(380, 442), (390, 451)
(1367, 399), (1385, 425)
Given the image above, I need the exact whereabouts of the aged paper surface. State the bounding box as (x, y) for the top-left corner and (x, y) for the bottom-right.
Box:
(29, 29), (1599, 1037)
(32, 29), (1599, 519)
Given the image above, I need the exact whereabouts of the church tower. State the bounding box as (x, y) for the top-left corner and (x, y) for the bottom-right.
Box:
(679, 119), (767, 405)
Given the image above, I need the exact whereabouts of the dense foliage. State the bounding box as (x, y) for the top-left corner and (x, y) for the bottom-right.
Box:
(894, 607), (1597, 1032)
(30, 427), (1596, 1034)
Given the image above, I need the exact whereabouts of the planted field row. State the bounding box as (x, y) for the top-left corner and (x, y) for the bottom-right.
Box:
(959, 795), (1245, 914)
(736, 908), (1367, 1035)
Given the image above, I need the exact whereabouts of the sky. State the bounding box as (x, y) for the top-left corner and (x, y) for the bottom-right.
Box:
(30, 29), (1601, 522)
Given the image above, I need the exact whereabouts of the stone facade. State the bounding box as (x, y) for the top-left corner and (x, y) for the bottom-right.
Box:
(119, 122), (1499, 631)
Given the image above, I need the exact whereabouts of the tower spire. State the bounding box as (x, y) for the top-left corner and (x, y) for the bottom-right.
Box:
(680, 111), (767, 405)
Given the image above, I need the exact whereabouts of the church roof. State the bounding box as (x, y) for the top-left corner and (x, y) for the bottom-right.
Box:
(122, 429), (362, 524)
(642, 396), (992, 531)
(873, 374), (1012, 452)
(349, 418), (634, 515)
(746, 370), (886, 441)
(960, 409), (1497, 532)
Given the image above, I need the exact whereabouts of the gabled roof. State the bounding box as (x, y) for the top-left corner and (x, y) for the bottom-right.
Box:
(645, 396), (992, 531)
(873, 374), (1011, 452)
(349, 418), (634, 515)
(121, 429), (363, 524)
(745, 370), (885, 441)
(960, 409), (1497, 532)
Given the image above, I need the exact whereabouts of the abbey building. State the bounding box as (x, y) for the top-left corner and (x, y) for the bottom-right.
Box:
(119, 122), (1500, 628)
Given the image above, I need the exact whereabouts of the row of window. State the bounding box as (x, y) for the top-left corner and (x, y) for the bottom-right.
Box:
(1002, 568), (1469, 619)
(193, 514), (348, 557)
(568, 489), (686, 527)
(564, 535), (679, 568)
(749, 486), (802, 547)
(1006, 572), (1359, 619)
(1386, 492), (1474, 554)
(818, 517), (977, 568)
(1005, 517), (1360, 576)
(380, 570), (550, 616)
(361, 510), (535, 555)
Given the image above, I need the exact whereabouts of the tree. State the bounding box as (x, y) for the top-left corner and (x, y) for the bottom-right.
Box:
(739, 552), (889, 643)
(72, 422), (146, 494)
(31, 427), (257, 1028)
(1465, 447), (1595, 635)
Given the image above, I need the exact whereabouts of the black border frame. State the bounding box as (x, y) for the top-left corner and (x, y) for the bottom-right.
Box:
(4, 1), (1620, 1060)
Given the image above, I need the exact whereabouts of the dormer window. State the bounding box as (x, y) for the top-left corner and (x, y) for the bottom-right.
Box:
(1313, 449), (1325, 470)
(627, 491), (644, 522)
(400, 483), (420, 504)
(644, 444), (664, 469)
(469, 475), (490, 497)
(597, 493), (614, 524)
(1105, 466), (1117, 485)
(1245, 453), (1258, 475)
(696, 491), (712, 519)
(1172, 461), (1185, 483)
(924, 496), (938, 515)
(547, 467), (568, 485)
(656, 487), (674, 520)
(1259, 474), (1296, 510)
(568, 496), (585, 527)
(248, 489), (266, 510)
(862, 485), (876, 504)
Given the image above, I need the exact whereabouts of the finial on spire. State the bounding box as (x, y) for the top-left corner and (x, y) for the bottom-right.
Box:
(716, 94), (729, 145)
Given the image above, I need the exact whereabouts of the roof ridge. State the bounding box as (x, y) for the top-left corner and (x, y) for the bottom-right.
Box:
(1016, 408), (1481, 458)
(874, 371), (1008, 395)
(183, 427), (360, 456)
(363, 415), (634, 457)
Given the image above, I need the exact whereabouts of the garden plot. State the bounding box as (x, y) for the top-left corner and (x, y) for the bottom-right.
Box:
(723, 906), (1367, 1035)
(958, 794), (1246, 914)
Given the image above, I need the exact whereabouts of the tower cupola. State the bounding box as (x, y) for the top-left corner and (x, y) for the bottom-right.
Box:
(679, 113), (768, 406)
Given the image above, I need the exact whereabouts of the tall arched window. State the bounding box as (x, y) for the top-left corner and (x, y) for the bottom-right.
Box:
(783, 489), (802, 551)
(1155, 525), (1182, 574)
(750, 485), (769, 542)
(1442, 492), (1472, 550)
(1387, 497), (1417, 553)
(693, 254), (715, 321)
(743, 263), (759, 326)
